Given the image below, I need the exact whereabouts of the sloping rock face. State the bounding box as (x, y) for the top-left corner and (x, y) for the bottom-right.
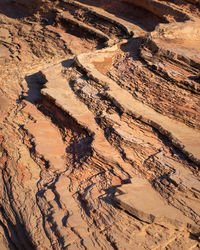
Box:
(0, 0), (200, 249)
(12, 0), (51, 13)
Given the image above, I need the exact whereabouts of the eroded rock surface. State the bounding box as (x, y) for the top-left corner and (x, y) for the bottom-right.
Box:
(0, 0), (200, 249)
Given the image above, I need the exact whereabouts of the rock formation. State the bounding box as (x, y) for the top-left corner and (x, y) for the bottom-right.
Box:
(0, 0), (200, 249)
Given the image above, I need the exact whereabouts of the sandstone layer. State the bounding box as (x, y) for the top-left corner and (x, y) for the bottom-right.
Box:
(0, 0), (200, 249)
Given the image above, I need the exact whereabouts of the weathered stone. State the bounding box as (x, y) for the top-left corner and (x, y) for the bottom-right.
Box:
(0, 0), (200, 248)
(115, 178), (194, 228)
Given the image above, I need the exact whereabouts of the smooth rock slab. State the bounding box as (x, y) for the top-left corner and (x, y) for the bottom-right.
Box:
(115, 178), (194, 228)
(76, 44), (200, 166)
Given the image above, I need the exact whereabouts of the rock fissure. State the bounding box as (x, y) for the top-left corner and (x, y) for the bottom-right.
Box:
(0, 0), (200, 249)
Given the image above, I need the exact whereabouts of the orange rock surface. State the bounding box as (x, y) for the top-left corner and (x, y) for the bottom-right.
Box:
(0, 0), (200, 249)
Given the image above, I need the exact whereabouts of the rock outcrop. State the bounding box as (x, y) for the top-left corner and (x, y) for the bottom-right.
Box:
(0, 0), (200, 249)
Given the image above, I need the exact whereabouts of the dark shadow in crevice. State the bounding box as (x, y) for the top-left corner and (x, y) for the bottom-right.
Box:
(119, 37), (144, 62)
(189, 232), (200, 243)
(25, 72), (47, 104)
(188, 75), (200, 84)
(99, 176), (131, 207)
(39, 96), (94, 167)
(0, 0), (41, 19)
(99, 186), (117, 207)
(0, 217), (19, 250)
(59, 18), (108, 50)
(61, 58), (74, 68)
(0, 0), (57, 27)
(75, 0), (167, 32)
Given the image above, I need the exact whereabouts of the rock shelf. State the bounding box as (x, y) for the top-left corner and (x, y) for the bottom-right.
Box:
(0, 0), (200, 249)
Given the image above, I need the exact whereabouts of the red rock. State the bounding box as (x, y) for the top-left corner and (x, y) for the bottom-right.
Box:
(111, 176), (121, 186)
(0, 0), (200, 249)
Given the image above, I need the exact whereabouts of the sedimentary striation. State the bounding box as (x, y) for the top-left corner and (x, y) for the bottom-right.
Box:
(0, 0), (200, 249)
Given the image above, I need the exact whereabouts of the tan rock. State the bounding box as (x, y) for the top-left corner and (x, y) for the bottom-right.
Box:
(0, 0), (200, 248)
(115, 178), (195, 230)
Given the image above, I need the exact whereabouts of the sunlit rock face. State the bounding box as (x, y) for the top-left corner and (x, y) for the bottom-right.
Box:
(0, 0), (200, 249)
(151, 21), (200, 42)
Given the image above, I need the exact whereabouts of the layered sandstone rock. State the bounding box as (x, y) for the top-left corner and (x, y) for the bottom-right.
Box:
(0, 0), (200, 249)
(150, 20), (200, 41)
